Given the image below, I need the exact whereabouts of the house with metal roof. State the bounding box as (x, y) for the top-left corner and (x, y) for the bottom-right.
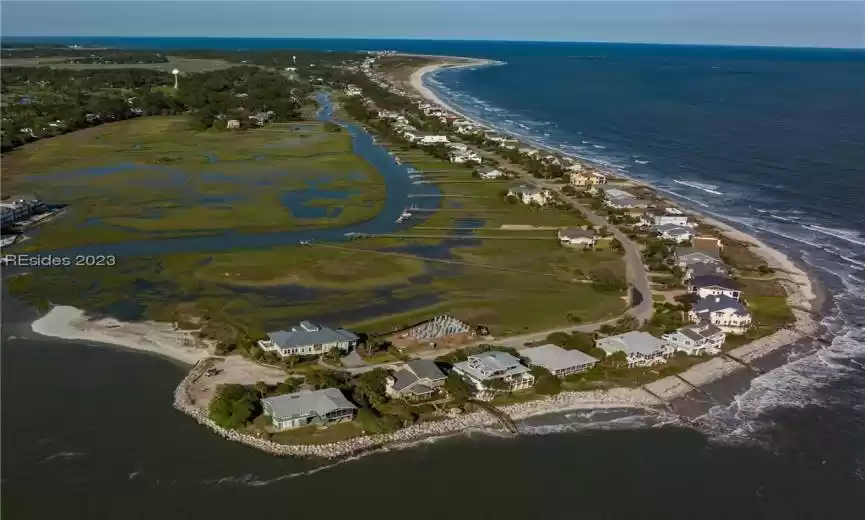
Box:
(689, 295), (753, 334)
(521, 344), (599, 377)
(261, 388), (357, 430)
(662, 323), (725, 356)
(258, 321), (358, 357)
(385, 360), (447, 400)
(453, 351), (535, 397)
(595, 331), (670, 368)
(689, 275), (742, 300)
(557, 227), (597, 249)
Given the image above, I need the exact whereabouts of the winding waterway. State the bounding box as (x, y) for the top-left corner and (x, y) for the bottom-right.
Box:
(29, 92), (442, 259)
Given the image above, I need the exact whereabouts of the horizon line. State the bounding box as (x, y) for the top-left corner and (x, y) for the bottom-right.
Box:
(3, 35), (864, 52)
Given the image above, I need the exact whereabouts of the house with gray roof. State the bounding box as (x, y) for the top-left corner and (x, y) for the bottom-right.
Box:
(595, 331), (670, 368)
(662, 323), (725, 356)
(522, 344), (599, 377)
(674, 247), (723, 268)
(684, 262), (729, 281)
(385, 360), (447, 400)
(689, 295), (752, 334)
(656, 224), (694, 243)
(689, 275), (741, 300)
(258, 321), (358, 357)
(558, 227), (597, 248)
(261, 388), (357, 430)
(453, 351), (535, 397)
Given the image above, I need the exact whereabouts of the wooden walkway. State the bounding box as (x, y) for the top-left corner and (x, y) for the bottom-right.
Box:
(470, 400), (518, 434)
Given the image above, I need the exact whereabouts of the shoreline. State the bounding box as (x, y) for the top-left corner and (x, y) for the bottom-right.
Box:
(23, 56), (826, 459)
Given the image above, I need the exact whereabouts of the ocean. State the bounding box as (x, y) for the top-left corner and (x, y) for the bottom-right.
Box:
(3, 39), (864, 519)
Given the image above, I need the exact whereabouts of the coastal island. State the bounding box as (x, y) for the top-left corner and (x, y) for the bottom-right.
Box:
(4, 46), (819, 459)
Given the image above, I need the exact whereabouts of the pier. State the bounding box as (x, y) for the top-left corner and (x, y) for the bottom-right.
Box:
(348, 233), (552, 240)
(721, 352), (764, 375)
(674, 375), (721, 405)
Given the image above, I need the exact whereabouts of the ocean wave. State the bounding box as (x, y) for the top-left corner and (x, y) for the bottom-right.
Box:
(802, 224), (865, 247)
(673, 179), (724, 195)
(634, 159), (649, 164)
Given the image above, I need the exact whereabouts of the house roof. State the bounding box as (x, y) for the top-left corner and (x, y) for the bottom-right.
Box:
(559, 228), (596, 239)
(689, 263), (728, 277)
(262, 388), (356, 421)
(692, 295), (748, 315)
(454, 351), (530, 381)
(406, 359), (446, 381)
(267, 321), (358, 350)
(677, 323), (724, 341)
(602, 188), (635, 200)
(691, 275), (740, 290)
(510, 184), (542, 195)
(657, 224), (692, 234)
(676, 247), (722, 262)
(522, 344), (599, 372)
(596, 331), (666, 356)
(692, 236), (722, 255)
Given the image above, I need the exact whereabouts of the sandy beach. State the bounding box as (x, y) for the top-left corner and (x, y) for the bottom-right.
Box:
(31, 305), (213, 365)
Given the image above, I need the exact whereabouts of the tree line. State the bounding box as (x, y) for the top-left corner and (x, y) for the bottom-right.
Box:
(1, 64), (311, 152)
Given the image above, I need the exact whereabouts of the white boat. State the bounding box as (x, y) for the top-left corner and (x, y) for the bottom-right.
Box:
(395, 210), (413, 223)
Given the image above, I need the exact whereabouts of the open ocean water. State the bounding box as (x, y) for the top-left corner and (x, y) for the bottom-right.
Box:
(2, 39), (865, 518)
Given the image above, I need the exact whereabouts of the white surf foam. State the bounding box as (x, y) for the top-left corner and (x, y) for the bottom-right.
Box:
(673, 179), (724, 195)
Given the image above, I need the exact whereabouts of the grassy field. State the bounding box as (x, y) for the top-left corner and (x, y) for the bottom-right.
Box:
(4, 116), (387, 250)
(6, 109), (629, 341)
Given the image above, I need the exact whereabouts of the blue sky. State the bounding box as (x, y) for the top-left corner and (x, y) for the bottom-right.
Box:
(3, 1), (864, 48)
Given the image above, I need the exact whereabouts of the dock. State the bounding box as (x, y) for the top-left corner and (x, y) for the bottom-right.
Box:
(470, 400), (518, 434)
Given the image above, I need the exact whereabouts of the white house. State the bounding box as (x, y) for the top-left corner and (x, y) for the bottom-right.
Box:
(478, 167), (505, 179)
(453, 351), (535, 398)
(674, 248), (724, 269)
(595, 331), (670, 368)
(521, 344), (599, 377)
(508, 184), (553, 206)
(261, 388), (356, 430)
(557, 228), (597, 248)
(662, 323), (726, 356)
(644, 209), (690, 228)
(258, 321), (358, 357)
(689, 275), (742, 300)
(344, 85), (362, 97)
(656, 224), (695, 243)
(418, 134), (449, 146)
(689, 295), (753, 334)
(449, 150), (481, 164)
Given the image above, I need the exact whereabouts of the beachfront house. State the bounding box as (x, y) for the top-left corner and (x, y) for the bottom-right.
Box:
(521, 344), (599, 377)
(601, 188), (649, 210)
(674, 248), (724, 270)
(688, 275), (742, 300)
(508, 184), (553, 206)
(567, 163), (583, 173)
(261, 388), (357, 431)
(453, 351), (535, 398)
(656, 224), (695, 243)
(662, 323), (726, 356)
(258, 321), (358, 357)
(643, 208), (690, 228)
(595, 331), (670, 368)
(557, 228), (597, 249)
(344, 85), (363, 97)
(684, 262), (730, 281)
(478, 167), (505, 179)
(689, 295), (753, 334)
(385, 360), (447, 401)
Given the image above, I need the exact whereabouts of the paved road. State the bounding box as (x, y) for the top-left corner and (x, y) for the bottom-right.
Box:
(536, 180), (655, 324)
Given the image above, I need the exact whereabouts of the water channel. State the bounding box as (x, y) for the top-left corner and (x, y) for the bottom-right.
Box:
(33, 92), (443, 258)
